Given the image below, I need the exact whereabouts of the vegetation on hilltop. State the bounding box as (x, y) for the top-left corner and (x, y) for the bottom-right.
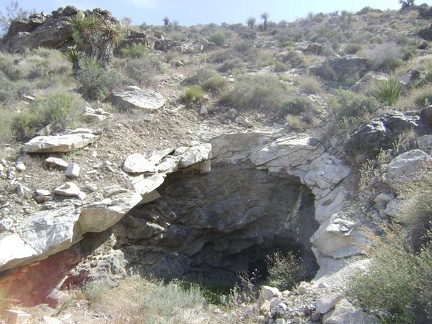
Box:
(0, 1), (432, 322)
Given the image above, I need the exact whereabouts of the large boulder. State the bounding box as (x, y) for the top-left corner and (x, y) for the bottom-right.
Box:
(112, 86), (165, 111)
(384, 149), (431, 189)
(0, 207), (81, 272)
(310, 213), (367, 259)
(309, 56), (368, 87)
(1, 7), (77, 53)
(23, 132), (100, 153)
(345, 112), (419, 158)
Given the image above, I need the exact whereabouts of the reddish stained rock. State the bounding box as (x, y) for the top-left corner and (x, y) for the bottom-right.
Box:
(0, 230), (112, 307)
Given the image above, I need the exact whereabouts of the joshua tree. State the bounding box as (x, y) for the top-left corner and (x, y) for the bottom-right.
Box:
(163, 16), (170, 26)
(247, 17), (256, 29)
(70, 11), (128, 68)
(399, 0), (415, 9)
(261, 12), (269, 31)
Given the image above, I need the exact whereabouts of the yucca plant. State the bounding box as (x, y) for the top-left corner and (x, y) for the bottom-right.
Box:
(373, 76), (404, 106)
(63, 48), (84, 76)
(70, 12), (128, 67)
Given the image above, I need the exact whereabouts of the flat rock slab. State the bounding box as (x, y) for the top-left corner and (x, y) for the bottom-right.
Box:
(112, 86), (165, 111)
(23, 133), (99, 153)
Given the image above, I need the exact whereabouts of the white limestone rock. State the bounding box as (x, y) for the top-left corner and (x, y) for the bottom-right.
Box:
(65, 162), (80, 178)
(179, 143), (212, 168)
(0, 207), (81, 272)
(385, 149), (431, 188)
(112, 87), (165, 111)
(250, 136), (323, 175)
(261, 286), (282, 301)
(316, 292), (343, 314)
(54, 182), (81, 197)
(45, 157), (68, 170)
(304, 154), (350, 190)
(123, 153), (155, 173)
(79, 190), (143, 233)
(323, 298), (379, 324)
(311, 214), (367, 259)
(23, 133), (99, 153)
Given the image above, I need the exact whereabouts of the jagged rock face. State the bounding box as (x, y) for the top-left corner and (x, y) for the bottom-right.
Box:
(309, 56), (368, 87)
(345, 112), (420, 159)
(1, 6), (148, 54)
(114, 161), (319, 283)
(1, 7), (78, 53)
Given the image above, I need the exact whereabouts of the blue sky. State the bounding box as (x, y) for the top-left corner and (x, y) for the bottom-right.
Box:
(2, 0), (428, 26)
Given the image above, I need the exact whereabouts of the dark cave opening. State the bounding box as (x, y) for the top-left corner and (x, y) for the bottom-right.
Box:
(114, 161), (319, 289)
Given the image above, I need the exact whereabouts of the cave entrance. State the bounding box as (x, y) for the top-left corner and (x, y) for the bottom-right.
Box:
(114, 161), (319, 289)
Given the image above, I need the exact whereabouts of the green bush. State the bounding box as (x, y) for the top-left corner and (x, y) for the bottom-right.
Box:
(372, 76), (404, 106)
(349, 227), (432, 323)
(217, 58), (245, 74)
(184, 68), (217, 85)
(220, 75), (293, 114)
(281, 96), (320, 116)
(285, 114), (304, 130)
(328, 89), (378, 123)
(208, 31), (226, 46)
(274, 61), (289, 72)
(0, 71), (31, 104)
(396, 85), (432, 111)
(11, 92), (86, 141)
(266, 251), (302, 290)
(77, 65), (125, 101)
(123, 57), (161, 87)
(83, 279), (109, 302)
(207, 49), (235, 64)
(119, 43), (148, 59)
(181, 86), (204, 103)
(202, 75), (229, 94)
(295, 75), (323, 95)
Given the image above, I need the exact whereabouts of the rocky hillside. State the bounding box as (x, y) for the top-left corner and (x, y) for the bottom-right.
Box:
(0, 3), (432, 323)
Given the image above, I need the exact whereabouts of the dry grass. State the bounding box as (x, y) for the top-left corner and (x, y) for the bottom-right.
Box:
(85, 277), (212, 324)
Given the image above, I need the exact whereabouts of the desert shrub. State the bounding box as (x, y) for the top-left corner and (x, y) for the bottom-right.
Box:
(349, 227), (432, 323)
(77, 65), (125, 101)
(281, 96), (320, 116)
(119, 43), (148, 58)
(208, 31), (226, 46)
(372, 76), (404, 106)
(328, 89), (378, 123)
(217, 58), (245, 74)
(396, 85), (432, 111)
(11, 92), (86, 141)
(284, 114), (304, 130)
(0, 71), (31, 104)
(294, 75), (323, 95)
(233, 39), (255, 54)
(362, 42), (403, 73)
(202, 75), (229, 94)
(220, 74), (293, 114)
(83, 279), (109, 302)
(274, 61), (289, 72)
(266, 251), (302, 290)
(123, 57), (161, 86)
(277, 50), (307, 68)
(207, 49), (235, 64)
(396, 174), (432, 250)
(84, 276), (208, 323)
(24, 48), (71, 80)
(181, 86), (204, 104)
(344, 43), (363, 54)
(184, 68), (217, 85)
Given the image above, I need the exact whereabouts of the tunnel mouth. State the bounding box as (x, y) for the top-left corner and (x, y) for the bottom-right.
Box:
(114, 161), (319, 290)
